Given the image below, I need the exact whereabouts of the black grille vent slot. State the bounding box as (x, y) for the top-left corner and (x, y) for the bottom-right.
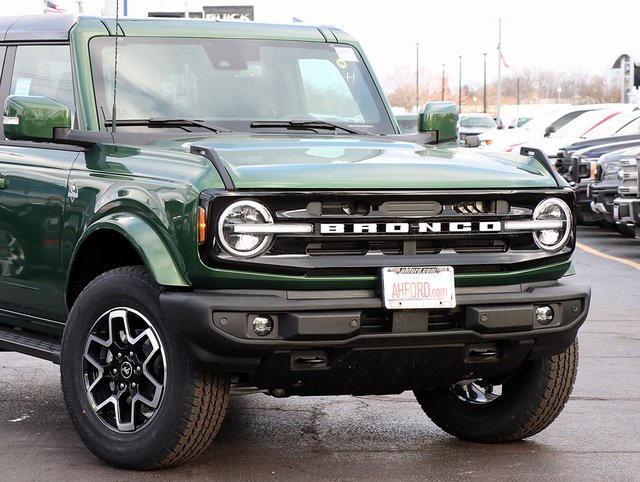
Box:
(360, 309), (464, 334)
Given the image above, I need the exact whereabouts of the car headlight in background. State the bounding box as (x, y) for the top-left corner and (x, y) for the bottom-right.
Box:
(602, 160), (622, 181)
(217, 200), (274, 257)
(532, 197), (572, 251)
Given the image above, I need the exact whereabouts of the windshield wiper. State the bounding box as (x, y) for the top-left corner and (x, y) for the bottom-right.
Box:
(104, 118), (233, 133)
(250, 120), (367, 135)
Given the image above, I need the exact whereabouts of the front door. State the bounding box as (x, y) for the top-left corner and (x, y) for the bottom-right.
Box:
(0, 43), (77, 334)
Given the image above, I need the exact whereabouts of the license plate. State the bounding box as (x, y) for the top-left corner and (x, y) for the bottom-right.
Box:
(382, 267), (456, 309)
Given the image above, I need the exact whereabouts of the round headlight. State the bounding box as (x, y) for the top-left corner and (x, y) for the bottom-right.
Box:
(217, 200), (274, 257)
(532, 197), (572, 252)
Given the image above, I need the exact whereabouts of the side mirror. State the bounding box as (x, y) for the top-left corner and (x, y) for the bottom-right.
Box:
(418, 101), (458, 142)
(3, 95), (71, 142)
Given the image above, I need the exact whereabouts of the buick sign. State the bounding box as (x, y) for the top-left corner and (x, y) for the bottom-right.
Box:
(203, 6), (254, 21)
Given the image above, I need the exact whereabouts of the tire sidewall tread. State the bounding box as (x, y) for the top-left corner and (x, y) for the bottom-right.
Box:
(414, 340), (579, 443)
(60, 266), (229, 470)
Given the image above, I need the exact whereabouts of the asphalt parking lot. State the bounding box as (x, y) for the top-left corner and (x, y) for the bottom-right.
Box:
(0, 226), (638, 481)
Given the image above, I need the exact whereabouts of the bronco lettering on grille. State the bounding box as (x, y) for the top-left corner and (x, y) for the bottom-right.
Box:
(319, 221), (503, 235)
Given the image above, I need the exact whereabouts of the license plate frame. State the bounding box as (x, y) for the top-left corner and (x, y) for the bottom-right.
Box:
(382, 266), (456, 310)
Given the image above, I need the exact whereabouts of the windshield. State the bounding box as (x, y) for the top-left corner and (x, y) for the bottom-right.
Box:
(459, 115), (496, 128)
(90, 37), (394, 134)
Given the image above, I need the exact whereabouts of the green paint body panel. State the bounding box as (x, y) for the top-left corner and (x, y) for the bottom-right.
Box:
(69, 18), (110, 131)
(77, 213), (189, 287)
(187, 260), (574, 291)
(0, 16), (577, 337)
(3, 96), (71, 141)
(153, 134), (558, 190)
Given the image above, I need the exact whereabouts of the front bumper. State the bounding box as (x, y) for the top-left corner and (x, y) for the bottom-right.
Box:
(160, 281), (590, 396)
(613, 197), (640, 226)
(589, 181), (619, 220)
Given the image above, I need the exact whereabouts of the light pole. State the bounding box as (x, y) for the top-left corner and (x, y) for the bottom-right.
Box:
(458, 55), (462, 110)
(415, 43), (420, 112)
(483, 52), (487, 113)
(496, 18), (502, 118)
(441, 64), (445, 101)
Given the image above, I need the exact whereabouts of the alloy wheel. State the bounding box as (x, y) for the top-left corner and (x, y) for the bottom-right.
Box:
(83, 307), (167, 433)
(450, 380), (503, 404)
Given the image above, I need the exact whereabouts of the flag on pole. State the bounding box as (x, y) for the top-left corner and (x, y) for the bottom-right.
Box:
(44, 0), (66, 13)
(499, 50), (510, 69)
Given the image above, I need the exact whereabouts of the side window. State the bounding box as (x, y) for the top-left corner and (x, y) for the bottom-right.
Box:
(10, 45), (74, 113)
(548, 110), (590, 132)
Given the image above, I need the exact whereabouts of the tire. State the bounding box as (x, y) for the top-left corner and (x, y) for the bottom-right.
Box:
(414, 339), (578, 443)
(615, 223), (636, 239)
(61, 266), (230, 469)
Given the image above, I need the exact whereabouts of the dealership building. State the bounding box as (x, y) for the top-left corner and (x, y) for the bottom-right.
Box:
(3, 1), (265, 21)
(104, 1), (260, 21)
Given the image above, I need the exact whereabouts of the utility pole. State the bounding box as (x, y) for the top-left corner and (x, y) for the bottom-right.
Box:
(184, 0), (189, 18)
(441, 64), (445, 101)
(496, 18), (502, 118)
(483, 52), (487, 113)
(458, 55), (462, 110)
(415, 43), (420, 112)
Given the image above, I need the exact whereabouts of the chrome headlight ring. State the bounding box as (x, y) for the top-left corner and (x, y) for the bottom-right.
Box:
(217, 200), (274, 258)
(532, 197), (572, 252)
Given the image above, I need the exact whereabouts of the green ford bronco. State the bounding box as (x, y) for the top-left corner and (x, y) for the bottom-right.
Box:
(0, 15), (589, 469)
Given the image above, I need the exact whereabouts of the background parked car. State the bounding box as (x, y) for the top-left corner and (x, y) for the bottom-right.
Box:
(613, 153), (640, 230)
(508, 116), (533, 128)
(516, 108), (636, 157)
(589, 146), (640, 237)
(553, 112), (640, 226)
(477, 104), (634, 152)
(457, 113), (498, 141)
(395, 113), (418, 133)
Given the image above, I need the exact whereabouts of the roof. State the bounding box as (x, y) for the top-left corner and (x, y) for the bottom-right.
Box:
(0, 14), (78, 41)
(0, 15), (346, 43)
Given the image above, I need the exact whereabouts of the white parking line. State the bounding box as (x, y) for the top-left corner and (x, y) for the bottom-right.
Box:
(576, 242), (640, 271)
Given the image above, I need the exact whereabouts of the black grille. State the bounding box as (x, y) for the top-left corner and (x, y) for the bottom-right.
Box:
(200, 189), (575, 276)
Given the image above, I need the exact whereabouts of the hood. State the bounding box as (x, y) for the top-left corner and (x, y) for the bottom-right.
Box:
(151, 133), (558, 190)
(574, 139), (640, 159)
(459, 126), (495, 135)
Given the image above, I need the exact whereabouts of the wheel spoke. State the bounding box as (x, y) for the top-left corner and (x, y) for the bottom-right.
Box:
(84, 353), (105, 392)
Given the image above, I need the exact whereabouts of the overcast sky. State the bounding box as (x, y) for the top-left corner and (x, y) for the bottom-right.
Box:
(3, 0), (638, 86)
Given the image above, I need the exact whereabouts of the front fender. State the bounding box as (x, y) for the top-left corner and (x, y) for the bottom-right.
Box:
(74, 212), (190, 287)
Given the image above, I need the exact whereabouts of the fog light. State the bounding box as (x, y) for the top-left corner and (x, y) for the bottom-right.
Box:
(535, 306), (554, 325)
(252, 315), (274, 336)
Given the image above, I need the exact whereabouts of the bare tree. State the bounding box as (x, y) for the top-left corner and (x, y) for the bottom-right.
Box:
(385, 67), (452, 111)
(385, 66), (623, 112)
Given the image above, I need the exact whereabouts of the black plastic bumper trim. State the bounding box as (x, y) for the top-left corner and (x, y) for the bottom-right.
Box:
(160, 281), (590, 366)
